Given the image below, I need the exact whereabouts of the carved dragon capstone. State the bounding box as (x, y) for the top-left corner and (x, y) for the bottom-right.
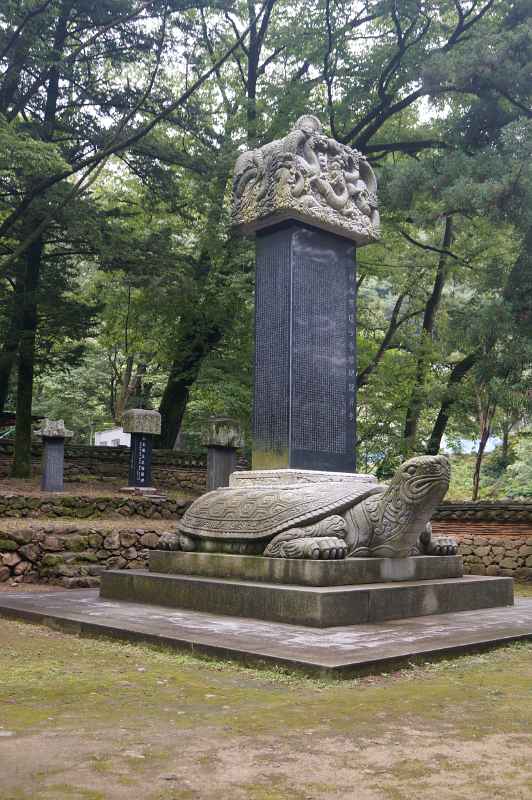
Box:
(169, 456), (457, 560)
(232, 114), (379, 245)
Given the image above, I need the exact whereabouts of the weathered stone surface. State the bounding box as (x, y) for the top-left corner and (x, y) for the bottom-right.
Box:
(41, 554), (64, 567)
(1, 589), (531, 676)
(0, 566), (10, 582)
(103, 532), (120, 550)
(4, 529), (34, 545)
(150, 551), (463, 586)
(13, 560), (30, 575)
(232, 115), (379, 245)
(106, 556), (127, 569)
(43, 535), (62, 551)
(140, 532), (159, 548)
(179, 456), (452, 560)
(18, 544), (39, 562)
(0, 539), (18, 551)
(101, 571), (513, 628)
(203, 417), (244, 448)
(119, 532), (138, 548)
(35, 419), (73, 439)
(122, 409), (161, 435)
(69, 534), (89, 552)
(2, 552), (21, 567)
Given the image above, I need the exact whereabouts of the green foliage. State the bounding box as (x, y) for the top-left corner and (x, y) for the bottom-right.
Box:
(499, 436), (532, 498)
(1, 0), (531, 476)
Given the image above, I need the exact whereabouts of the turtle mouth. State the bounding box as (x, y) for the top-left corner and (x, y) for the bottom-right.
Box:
(408, 475), (448, 496)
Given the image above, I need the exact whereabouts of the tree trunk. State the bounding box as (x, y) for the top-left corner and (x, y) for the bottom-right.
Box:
(0, 284), (22, 412)
(11, 6), (69, 476)
(425, 351), (479, 454)
(403, 216), (454, 454)
(472, 396), (496, 501)
(11, 236), (42, 478)
(158, 323), (225, 449)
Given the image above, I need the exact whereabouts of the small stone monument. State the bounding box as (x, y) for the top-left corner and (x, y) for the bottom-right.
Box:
(232, 114), (379, 470)
(122, 409), (161, 494)
(35, 419), (73, 492)
(203, 416), (244, 490)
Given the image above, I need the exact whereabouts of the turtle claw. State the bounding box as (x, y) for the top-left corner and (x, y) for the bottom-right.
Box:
(425, 536), (458, 556)
(280, 536), (347, 560)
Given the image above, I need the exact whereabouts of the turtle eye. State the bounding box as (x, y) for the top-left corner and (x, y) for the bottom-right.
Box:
(405, 465), (416, 475)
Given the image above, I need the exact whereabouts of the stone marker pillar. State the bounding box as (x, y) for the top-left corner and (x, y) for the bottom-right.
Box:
(35, 419), (73, 492)
(232, 114), (379, 472)
(203, 416), (244, 490)
(122, 409), (161, 493)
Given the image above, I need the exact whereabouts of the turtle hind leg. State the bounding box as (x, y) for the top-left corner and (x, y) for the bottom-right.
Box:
(264, 515), (347, 559)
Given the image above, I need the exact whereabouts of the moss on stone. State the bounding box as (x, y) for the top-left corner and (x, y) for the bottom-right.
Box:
(0, 538), (19, 551)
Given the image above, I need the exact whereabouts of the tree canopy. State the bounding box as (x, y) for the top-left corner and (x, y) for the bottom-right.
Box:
(1, 0), (531, 497)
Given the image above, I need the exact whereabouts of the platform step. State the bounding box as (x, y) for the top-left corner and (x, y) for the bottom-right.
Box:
(149, 551), (463, 586)
(100, 570), (513, 628)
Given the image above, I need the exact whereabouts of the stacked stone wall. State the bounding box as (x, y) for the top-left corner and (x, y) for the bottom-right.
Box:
(0, 441), (208, 490)
(0, 494), (188, 519)
(0, 523), (183, 588)
(433, 502), (532, 581)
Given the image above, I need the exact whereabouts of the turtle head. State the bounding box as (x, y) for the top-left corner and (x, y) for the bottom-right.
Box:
(390, 455), (450, 511)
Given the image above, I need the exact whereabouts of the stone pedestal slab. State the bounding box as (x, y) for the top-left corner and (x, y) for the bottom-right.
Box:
(0, 590), (530, 677)
(149, 551), (463, 586)
(229, 468), (377, 488)
(100, 570), (513, 628)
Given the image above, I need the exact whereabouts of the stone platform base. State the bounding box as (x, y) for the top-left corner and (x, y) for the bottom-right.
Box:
(100, 567), (513, 627)
(149, 551), (464, 586)
(0, 589), (530, 676)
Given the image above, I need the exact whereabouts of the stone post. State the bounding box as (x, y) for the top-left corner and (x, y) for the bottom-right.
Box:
(231, 114), (379, 472)
(35, 419), (73, 492)
(203, 416), (244, 490)
(122, 409), (161, 493)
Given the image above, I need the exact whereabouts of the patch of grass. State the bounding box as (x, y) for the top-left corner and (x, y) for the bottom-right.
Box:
(0, 618), (531, 799)
(1, 618), (531, 737)
(515, 582), (532, 598)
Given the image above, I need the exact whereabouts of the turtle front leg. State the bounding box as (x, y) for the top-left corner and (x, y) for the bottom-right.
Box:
(264, 515), (347, 559)
(416, 523), (458, 556)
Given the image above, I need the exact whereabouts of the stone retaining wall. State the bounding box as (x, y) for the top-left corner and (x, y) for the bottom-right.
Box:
(0, 524), (180, 588)
(433, 503), (532, 581)
(452, 533), (532, 581)
(434, 502), (532, 523)
(0, 494), (189, 519)
(0, 441), (208, 490)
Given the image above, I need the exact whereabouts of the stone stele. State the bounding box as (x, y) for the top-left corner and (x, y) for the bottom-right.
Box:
(231, 114), (379, 245)
(122, 409), (161, 436)
(35, 419), (73, 439)
(176, 455), (457, 560)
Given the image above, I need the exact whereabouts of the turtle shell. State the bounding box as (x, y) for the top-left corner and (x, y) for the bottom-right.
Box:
(179, 480), (383, 541)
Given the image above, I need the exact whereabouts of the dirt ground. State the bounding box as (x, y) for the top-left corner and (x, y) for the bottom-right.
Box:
(0, 477), (126, 497)
(0, 600), (531, 800)
(0, 477), (198, 502)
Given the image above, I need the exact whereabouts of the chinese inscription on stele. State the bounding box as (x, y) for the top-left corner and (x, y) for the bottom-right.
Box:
(232, 114), (379, 245)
